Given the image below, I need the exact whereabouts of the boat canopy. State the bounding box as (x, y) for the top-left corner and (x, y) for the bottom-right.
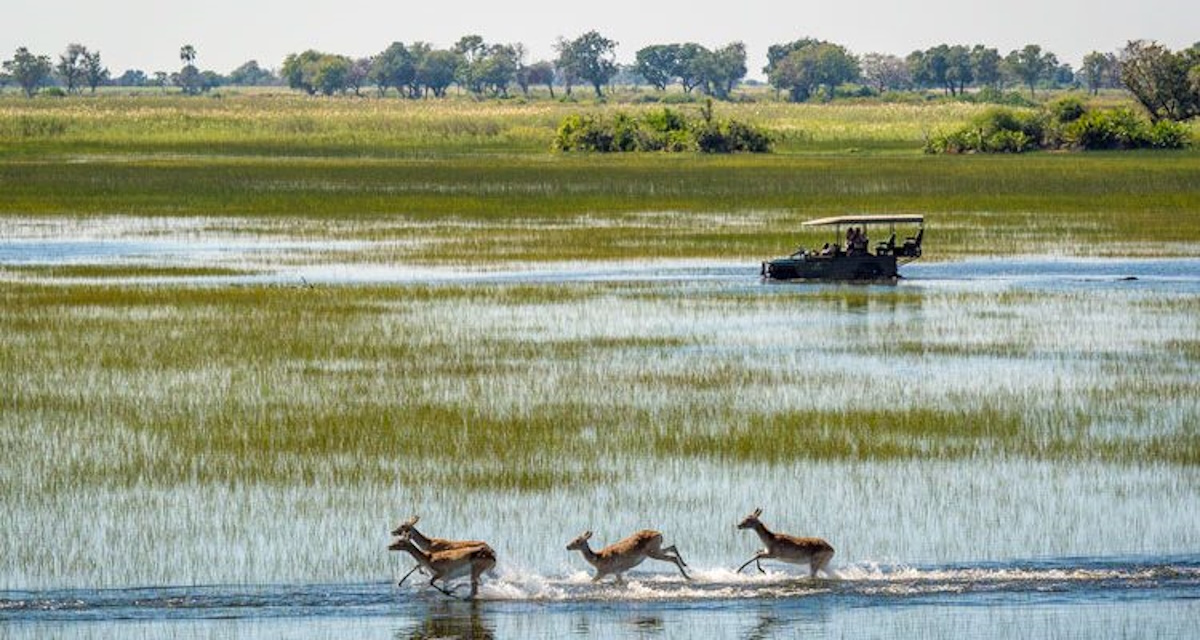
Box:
(802, 214), (924, 227)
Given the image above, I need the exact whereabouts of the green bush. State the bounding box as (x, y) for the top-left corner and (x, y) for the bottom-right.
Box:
(925, 107), (1043, 154)
(926, 101), (1190, 154)
(1146, 119), (1193, 149)
(1049, 96), (1087, 124)
(553, 105), (772, 153)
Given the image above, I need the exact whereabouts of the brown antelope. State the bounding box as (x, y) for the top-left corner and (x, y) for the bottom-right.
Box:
(391, 515), (490, 552)
(566, 529), (691, 583)
(390, 515), (493, 586)
(736, 507), (834, 577)
(388, 532), (497, 599)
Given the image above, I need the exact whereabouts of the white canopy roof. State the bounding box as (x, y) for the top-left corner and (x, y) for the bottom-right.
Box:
(802, 214), (924, 227)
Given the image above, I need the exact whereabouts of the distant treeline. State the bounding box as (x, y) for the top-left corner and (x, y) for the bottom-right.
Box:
(3, 34), (1198, 120)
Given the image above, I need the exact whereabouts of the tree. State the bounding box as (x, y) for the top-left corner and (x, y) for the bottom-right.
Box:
(312, 55), (352, 95)
(556, 31), (618, 98)
(56, 43), (88, 93)
(518, 60), (555, 97)
(4, 47), (53, 97)
(860, 53), (911, 93)
(1052, 63), (1075, 88)
(1120, 40), (1200, 122)
(344, 57), (371, 96)
(907, 46), (949, 93)
(1081, 51), (1119, 95)
(176, 44), (204, 94)
(971, 45), (1003, 89)
(417, 49), (460, 97)
(83, 50), (108, 93)
(453, 34), (487, 93)
(281, 50), (324, 95)
(174, 66), (204, 94)
(700, 42), (747, 99)
(945, 45), (973, 95)
(370, 43), (415, 96)
(635, 44), (680, 91)
(475, 44), (519, 96)
(1005, 44), (1057, 97)
(765, 39), (858, 102)
(114, 69), (147, 87)
(674, 43), (708, 94)
(228, 60), (276, 86)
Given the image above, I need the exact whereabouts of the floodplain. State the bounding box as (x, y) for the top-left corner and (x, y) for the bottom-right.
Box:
(1, 93), (1198, 638)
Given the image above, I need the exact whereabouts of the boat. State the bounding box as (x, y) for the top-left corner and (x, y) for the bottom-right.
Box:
(761, 215), (924, 281)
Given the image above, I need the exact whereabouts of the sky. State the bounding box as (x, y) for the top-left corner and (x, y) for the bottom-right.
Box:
(3, 0), (1196, 79)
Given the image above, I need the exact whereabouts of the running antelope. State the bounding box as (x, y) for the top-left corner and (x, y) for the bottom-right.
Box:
(390, 515), (493, 586)
(566, 529), (691, 583)
(388, 532), (496, 599)
(735, 507), (834, 577)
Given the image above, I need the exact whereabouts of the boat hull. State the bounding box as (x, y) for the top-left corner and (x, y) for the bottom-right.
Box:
(762, 254), (898, 281)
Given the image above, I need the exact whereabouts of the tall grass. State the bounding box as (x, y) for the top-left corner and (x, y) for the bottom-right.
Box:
(3, 276), (1198, 587)
(2, 153), (1198, 259)
(3, 281), (1196, 492)
(2, 94), (1198, 258)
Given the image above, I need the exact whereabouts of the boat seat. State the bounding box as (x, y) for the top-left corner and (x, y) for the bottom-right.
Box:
(899, 228), (923, 257)
(876, 233), (895, 256)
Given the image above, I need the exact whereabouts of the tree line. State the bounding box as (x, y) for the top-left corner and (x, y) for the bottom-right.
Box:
(3, 34), (1198, 121)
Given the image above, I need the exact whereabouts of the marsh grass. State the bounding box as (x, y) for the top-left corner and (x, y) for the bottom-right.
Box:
(3, 277), (1198, 587)
(3, 93), (1200, 589)
(4, 281), (1196, 491)
(3, 264), (256, 278)
(2, 95), (1199, 259)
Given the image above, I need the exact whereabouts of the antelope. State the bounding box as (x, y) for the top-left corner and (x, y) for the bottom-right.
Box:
(388, 532), (496, 599)
(391, 515), (490, 553)
(566, 529), (691, 583)
(735, 507), (834, 577)
(390, 515), (493, 586)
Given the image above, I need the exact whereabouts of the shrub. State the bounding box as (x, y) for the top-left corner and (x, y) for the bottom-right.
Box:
(926, 101), (1189, 154)
(1049, 96), (1087, 124)
(553, 105), (772, 153)
(1066, 109), (1138, 149)
(1146, 119), (1192, 149)
(925, 107), (1043, 154)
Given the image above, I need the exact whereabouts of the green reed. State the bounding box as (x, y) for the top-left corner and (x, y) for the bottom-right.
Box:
(3, 281), (1196, 497)
(2, 94), (1199, 259)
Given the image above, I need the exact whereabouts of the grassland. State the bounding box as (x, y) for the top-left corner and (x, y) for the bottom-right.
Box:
(3, 280), (1196, 492)
(2, 92), (1198, 477)
(2, 93), (1199, 260)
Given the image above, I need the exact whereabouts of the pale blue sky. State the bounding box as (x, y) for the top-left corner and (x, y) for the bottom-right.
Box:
(3, 0), (1195, 78)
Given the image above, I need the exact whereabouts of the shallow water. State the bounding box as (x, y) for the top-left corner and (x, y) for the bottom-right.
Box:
(2, 223), (1199, 293)
(2, 219), (1199, 638)
(4, 557), (1198, 639)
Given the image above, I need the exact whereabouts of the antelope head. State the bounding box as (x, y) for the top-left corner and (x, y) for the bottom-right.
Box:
(391, 515), (419, 537)
(388, 531), (414, 552)
(737, 507), (764, 530)
(565, 530), (593, 551)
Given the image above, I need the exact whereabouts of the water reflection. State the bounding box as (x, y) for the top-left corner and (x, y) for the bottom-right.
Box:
(396, 600), (495, 640)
